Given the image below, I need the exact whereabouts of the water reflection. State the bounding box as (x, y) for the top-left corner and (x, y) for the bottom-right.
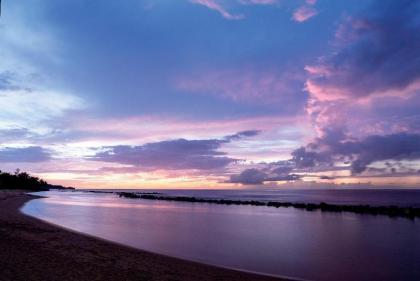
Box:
(22, 191), (420, 281)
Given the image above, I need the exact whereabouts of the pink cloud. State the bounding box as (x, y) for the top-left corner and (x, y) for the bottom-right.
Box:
(238, 0), (278, 5)
(304, 6), (420, 103)
(292, 5), (318, 22)
(306, 91), (420, 140)
(190, 0), (244, 20)
(50, 114), (308, 149)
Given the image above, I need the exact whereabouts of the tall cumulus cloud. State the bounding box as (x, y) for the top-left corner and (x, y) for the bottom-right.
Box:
(305, 0), (420, 101)
(230, 0), (420, 184)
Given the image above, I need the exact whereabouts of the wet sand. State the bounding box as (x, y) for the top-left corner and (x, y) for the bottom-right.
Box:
(0, 191), (285, 281)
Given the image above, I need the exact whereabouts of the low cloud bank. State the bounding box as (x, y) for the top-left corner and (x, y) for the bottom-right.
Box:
(89, 130), (260, 171)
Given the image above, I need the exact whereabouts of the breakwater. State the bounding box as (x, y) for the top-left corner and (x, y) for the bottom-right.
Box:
(117, 192), (420, 219)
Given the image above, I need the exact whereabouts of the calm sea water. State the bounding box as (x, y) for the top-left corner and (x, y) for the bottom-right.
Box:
(109, 188), (420, 207)
(22, 189), (420, 281)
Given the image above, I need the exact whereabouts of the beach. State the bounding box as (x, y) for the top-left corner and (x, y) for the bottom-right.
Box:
(0, 191), (283, 281)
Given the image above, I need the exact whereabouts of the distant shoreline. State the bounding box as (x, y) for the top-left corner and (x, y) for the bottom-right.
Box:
(0, 191), (286, 281)
(115, 191), (420, 219)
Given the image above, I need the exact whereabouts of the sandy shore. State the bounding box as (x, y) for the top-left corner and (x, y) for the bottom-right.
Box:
(0, 191), (285, 281)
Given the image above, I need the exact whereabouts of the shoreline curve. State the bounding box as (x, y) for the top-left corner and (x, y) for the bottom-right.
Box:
(0, 191), (291, 281)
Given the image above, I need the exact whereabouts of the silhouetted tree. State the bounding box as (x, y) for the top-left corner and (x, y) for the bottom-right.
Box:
(0, 169), (50, 191)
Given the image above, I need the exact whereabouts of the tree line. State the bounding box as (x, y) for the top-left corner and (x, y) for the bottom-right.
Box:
(0, 169), (73, 191)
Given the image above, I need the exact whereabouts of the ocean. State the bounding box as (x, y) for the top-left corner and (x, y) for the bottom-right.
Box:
(22, 189), (420, 281)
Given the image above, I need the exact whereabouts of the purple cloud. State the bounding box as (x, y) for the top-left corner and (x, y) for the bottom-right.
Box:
(306, 0), (420, 101)
(176, 68), (304, 105)
(348, 133), (420, 174)
(0, 128), (32, 142)
(319, 175), (334, 180)
(0, 146), (51, 163)
(228, 160), (299, 185)
(292, 0), (420, 179)
(228, 167), (300, 185)
(301, 0), (420, 142)
(90, 139), (234, 170)
(224, 130), (261, 141)
(229, 168), (266, 184)
(88, 131), (260, 171)
(292, 130), (420, 174)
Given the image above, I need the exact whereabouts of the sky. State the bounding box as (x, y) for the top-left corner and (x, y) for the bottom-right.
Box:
(0, 0), (419, 189)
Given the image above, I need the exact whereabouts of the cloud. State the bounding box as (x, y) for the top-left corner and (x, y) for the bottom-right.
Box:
(292, 0), (420, 179)
(224, 129), (261, 141)
(90, 139), (234, 170)
(0, 88), (85, 128)
(44, 114), (297, 147)
(230, 129), (420, 184)
(319, 175), (334, 180)
(190, 0), (317, 23)
(88, 131), (260, 171)
(0, 146), (51, 163)
(189, 0), (279, 20)
(305, 0), (420, 101)
(292, 0), (318, 23)
(228, 167), (300, 185)
(0, 128), (32, 142)
(292, 6), (318, 22)
(229, 168), (266, 184)
(292, 130), (420, 174)
(176, 68), (305, 105)
(0, 4), (86, 134)
(238, 0), (277, 5)
(0, 72), (19, 91)
(292, 146), (325, 168)
(190, 0), (244, 20)
(228, 160), (299, 185)
(348, 133), (420, 174)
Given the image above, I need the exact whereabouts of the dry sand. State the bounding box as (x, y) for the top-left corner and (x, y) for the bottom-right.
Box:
(0, 191), (286, 281)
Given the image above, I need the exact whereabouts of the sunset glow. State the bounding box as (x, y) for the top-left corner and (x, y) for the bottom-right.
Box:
(0, 0), (419, 188)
